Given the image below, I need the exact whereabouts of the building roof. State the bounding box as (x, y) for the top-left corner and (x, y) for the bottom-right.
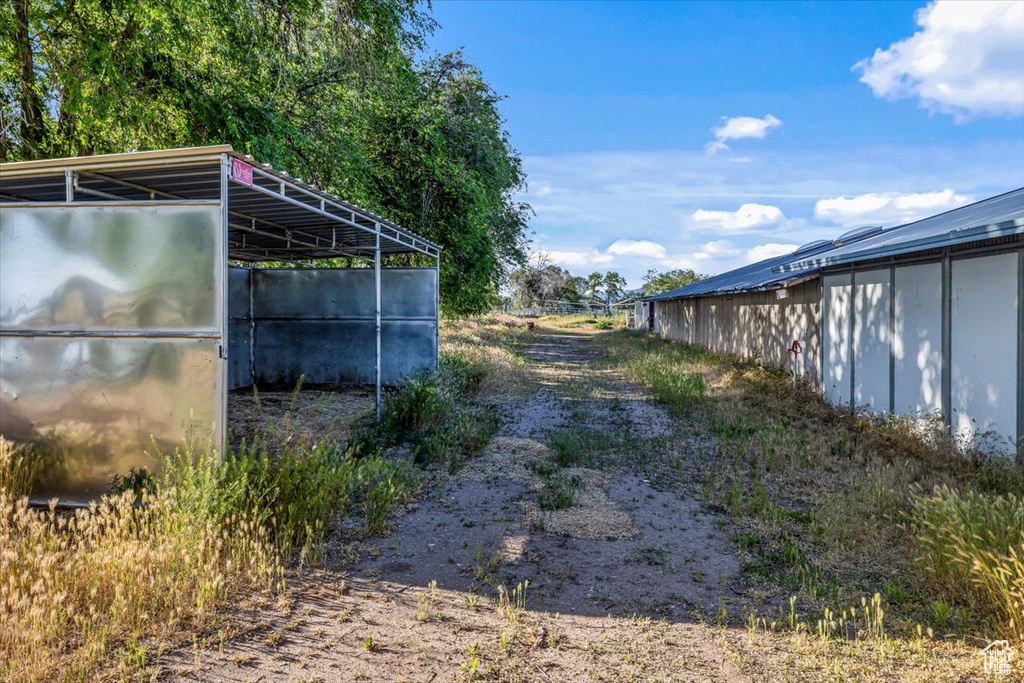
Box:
(0, 145), (440, 261)
(776, 187), (1023, 273)
(646, 187), (1023, 302)
(645, 235), (863, 301)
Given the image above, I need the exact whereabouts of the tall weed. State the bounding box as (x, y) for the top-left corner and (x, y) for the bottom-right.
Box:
(909, 485), (1024, 639)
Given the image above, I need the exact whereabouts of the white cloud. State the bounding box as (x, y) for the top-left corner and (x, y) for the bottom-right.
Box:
(854, 1), (1024, 119)
(691, 203), (787, 232)
(522, 141), (1022, 287)
(746, 243), (798, 263)
(706, 114), (783, 154)
(814, 189), (974, 227)
(543, 250), (591, 267)
(605, 239), (667, 259)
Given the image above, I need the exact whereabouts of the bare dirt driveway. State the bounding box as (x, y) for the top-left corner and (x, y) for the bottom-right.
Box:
(159, 329), (759, 682)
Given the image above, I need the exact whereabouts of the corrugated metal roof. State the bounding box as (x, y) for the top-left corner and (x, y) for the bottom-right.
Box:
(0, 146), (441, 260)
(776, 187), (1024, 273)
(647, 188), (1023, 302)
(646, 240), (837, 301)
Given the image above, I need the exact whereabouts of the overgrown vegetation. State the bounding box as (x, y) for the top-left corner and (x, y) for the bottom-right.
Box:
(0, 344), (500, 682)
(348, 352), (500, 472)
(594, 328), (1024, 644)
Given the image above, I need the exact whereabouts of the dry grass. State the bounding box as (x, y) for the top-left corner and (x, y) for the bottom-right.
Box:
(591, 329), (1024, 651)
(0, 438), (38, 499)
(0, 481), (279, 683)
(440, 314), (531, 395)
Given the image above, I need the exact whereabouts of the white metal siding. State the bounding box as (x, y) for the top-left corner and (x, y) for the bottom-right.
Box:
(823, 273), (853, 406)
(892, 263), (943, 417)
(852, 269), (891, 410)
(950, 252), (1019, 451)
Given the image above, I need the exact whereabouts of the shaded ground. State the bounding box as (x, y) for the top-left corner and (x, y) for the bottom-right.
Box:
(155, 330), (765, 681)
(228, 386), (374, 445)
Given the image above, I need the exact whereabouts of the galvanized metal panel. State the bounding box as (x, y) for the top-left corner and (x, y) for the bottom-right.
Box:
(227, 267), (252, 390)
(892, 263), (943, 417)
(653, 281), (823, 386)
(251, 320), (436, 386)
(253, 269), (376, 319)
(251, 268), (436, 320)
(852, 269), (891, 410)
(822, 273), (853, 406)
(950, 252), (1018, 453)
(246, 268), (438, 387)
(0, 203), (225, 502)
(0, 205), (221, 332)
(383, 268), (439, 319)
(0, 336), (220, 500)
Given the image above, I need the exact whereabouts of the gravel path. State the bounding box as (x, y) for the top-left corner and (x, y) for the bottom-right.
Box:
(158, 329), (751, 683)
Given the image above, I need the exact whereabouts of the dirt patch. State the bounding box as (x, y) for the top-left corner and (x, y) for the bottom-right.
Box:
(155, 328), (753, 682)
(228, 386), (373, 444)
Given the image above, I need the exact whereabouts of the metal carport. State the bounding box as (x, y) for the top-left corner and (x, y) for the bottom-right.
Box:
(0, 146), (441, 500)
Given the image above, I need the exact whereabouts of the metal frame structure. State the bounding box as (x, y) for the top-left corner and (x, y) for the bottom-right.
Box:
(1, 146), (441, 499)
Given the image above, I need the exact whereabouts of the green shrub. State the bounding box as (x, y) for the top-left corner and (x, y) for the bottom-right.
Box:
(538, 472), (583, 510)
(354, 352), (497, 474)
(383, 376), (450, 436)
(439, 352), (488, 395)
(908, 485), (1024, 639)
(108, 467), (157, 505)
(548, 428), (609, 468)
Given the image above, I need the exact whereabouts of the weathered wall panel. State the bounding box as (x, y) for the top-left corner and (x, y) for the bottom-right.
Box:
(893, 263), (943, 417)
(227, 267), (252, 390)
(950, 252), (1018, 450)
(852, 269), (891, 410)
(0, 203), (224, 500)
(823, 273), (853, 406)
(655, 279), (821, 385)
(237, 267), (438, 388)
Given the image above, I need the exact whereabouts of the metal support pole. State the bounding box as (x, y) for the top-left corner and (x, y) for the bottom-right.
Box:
(64, 169), (74, 202)
(1017, 248), (1023, 460)
(374, 229), (382, 421)
(888, 266), (896, 414)
(849, 271), (856, 411)
(941, 254), (952, 433)
(217, 156), (230, 459)
(435, 254), (441, 370)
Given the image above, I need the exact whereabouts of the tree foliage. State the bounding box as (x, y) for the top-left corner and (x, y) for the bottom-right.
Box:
(0, 0), (529, 315)
(508, 253), (630, 309)
(641, 268), (706, 296)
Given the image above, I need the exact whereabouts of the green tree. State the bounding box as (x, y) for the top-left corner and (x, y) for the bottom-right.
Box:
(583, 272), (604, 302)
(602, 271), (627, 303)
(0, 0), (527, 316)
(641, 268), (705, 296)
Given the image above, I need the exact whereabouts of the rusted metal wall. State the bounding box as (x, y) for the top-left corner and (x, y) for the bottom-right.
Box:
(0, 203), (225, 501)
(653, 279), (822, 386)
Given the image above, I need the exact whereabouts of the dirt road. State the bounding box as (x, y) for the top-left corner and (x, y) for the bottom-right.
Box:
(160, 331), (756, 682)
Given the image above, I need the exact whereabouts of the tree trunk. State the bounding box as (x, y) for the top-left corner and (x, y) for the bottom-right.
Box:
(14, 0), (45, 159)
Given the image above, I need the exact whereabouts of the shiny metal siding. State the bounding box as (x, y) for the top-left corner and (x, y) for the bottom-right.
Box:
(0, 203), (224, 501)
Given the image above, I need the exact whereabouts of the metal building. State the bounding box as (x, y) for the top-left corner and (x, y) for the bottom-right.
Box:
(0, 146), (441, 500)
(645, 188), (1024, 455)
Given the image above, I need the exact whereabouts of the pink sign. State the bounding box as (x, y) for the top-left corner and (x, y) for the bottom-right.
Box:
(231, 159), (253, 186)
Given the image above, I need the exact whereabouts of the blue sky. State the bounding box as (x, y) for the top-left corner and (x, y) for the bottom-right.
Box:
(427, 1), (1024, 288)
